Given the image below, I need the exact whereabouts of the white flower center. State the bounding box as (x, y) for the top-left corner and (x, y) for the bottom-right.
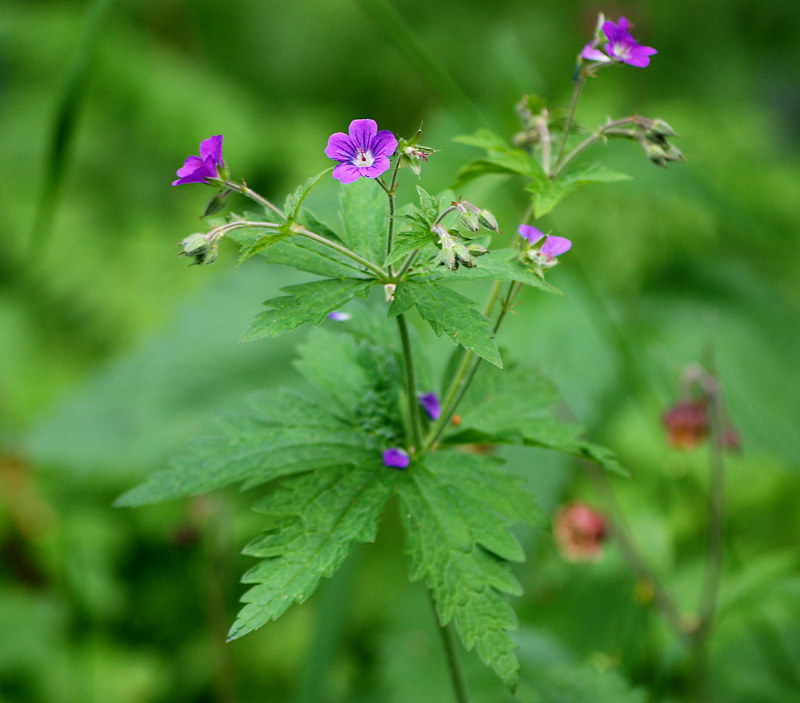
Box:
(612, 42), (631, 59)
(353, 149), (375, 168)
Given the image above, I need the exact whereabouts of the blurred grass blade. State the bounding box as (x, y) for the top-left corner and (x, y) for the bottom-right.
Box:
(31, 0), (117, 255)
(353, 0), (483, 127)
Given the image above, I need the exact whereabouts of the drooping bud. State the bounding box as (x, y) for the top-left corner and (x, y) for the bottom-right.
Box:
(179, 233), (218, 265)
(663, 400), (708, 448)
(203, 188), (232, 217)
(645, 118), (677, 146)
(459, 208), (480, 233)
(554, 503), (607, 562)
(644, 142), (684, 168)
(478, 209), (500, 232)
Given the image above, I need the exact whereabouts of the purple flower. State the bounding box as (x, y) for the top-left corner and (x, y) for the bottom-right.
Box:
(327, 311), (351, 321)
(418, 393), (442, 421)
(325, 119), (398, 184)
(173, 135), (225, 186)
(600, 17), (657, 68)
(383, 448), (410, 469)
(540, 235), (572, 259)
(519, 225), (571, 263)
(518, 224), (546, 244)
(580, 43), (611, 63)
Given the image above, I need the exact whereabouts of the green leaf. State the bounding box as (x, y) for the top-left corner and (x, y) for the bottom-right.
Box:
(340, 177), (388, 264)
(397, 452), (542, 687)
(438, 248), (562, 294)
(528, 163), (631, 218)
(283, 168), (333, 220)
(388, 281), (502, 367)
(236, 224), (293, 263)
(229, 225), (361, 277)
(240, 278), (372, 342)
(454, 128), (513, 152)
(416, 185), (439, 222)
(114, 389), (374, 506)
(447, 366), (626, 475)
(229, 462), (398, 640)
(384, 227), (437, 267)
(454, 154), (542, 189)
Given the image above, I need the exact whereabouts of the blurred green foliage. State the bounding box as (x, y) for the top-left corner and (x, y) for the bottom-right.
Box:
(1, 0), (799, 701)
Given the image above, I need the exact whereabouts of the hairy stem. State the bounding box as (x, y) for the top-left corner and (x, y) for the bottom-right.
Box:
(428, 592), (471, 703)
(225, 180), (285, 220)
(553, 73), (586, 170)
(396, 313), (425, 452)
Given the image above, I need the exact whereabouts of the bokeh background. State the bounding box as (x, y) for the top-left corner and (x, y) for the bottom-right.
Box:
(2, 1), (799, 701)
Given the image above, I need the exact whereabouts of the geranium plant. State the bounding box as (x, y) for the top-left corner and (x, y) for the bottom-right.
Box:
(118, 13), (685, 699)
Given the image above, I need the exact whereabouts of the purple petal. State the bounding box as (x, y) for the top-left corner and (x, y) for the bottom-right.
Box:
(624, 45), (657, 67)
(175, 155), (203, 178)
(360, 155), (391, 179)
(327, 310), (351, 321)
(348, 119), (378, 152)
(199, 135), (223, 164)
(325, 132), (355, 161)
(332, 162), (363, 184)
(418, 393), (442, 420)
(617, 16), (630, 33)
(518, 224), (545, 243)
(371, 130), (398, 158)
(602, 19), (627, 45)
(541, 235), (572, 258)
(383, 448), (410, 469)
(581, 43), (611, 62)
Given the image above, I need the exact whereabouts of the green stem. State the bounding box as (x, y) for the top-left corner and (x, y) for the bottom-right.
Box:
(379, 158), (402, 268)
(553, 73), (586, 171)
(396, 313), (425, 452)
(225, 180), (285, 220)
(693, 382), (727, 647)
(428, 591), (471, 703)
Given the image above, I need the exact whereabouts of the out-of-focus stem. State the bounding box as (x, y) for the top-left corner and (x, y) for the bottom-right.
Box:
(225, 180), (285, 220)
(428, 592), (471, 703)
(553, 74), (586, 169)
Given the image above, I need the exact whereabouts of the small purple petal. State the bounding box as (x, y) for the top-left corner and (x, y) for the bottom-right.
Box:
(327, 310), (351, 321)
(383, 448), (410, 469)
(541, 235), (572, 258)
(419, 393), (442, 421)
(176, 155), (203, 177)
(325, 132), (355, 161)
(360, 155), (391, 179)
(371, 130), (399, 158)
(581, 43), (611, 62)
(200, 135), (223, 164)
(602, 17), (656, 68)
(519, 224), (545, 244)
(332, 162), (363, 184)
(348, 119), (378, 152)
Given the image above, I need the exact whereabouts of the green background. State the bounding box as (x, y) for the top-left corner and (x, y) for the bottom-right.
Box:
(1, 1), (799, 701)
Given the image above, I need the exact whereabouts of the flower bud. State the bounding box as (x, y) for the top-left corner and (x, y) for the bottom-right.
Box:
(203, 188), (232, 217)
(645, 119), (677, 145)
(459, 209), (481, 233)
(644, 142), (684, 168)
(179, 233), (219, 265)
(478, 209), (500, 232)
(663, 400), (708, 448)
(554, 503), (607, 562)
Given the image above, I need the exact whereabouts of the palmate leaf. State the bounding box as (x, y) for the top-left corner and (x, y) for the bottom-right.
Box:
(445, 366), (626, 475)
(389, 280), (502, 367)
(397, 452), (545, 688)
(114, 388), (377, 507)
(240, 278), (372, 342)
(230, 462), (399, 639)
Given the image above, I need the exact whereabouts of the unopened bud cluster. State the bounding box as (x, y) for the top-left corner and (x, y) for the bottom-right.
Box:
(432, 199), (497, 271)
